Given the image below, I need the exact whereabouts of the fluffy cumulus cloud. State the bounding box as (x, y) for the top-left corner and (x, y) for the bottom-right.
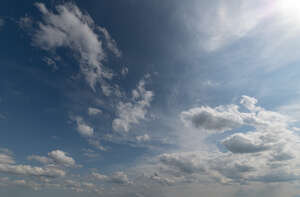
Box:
(75, 116), (94, 137)
(112, 79), (153, 132)
(0, 150), (65, 178)
(0, 164), (65, 178)
(92, 171), (131, 185)
(48, 150), (76, 167)
(72, 116), (106, 151)
(28, 150), (76, 168)
(180, 104), (243, 133)
(222, 133), (270, 154)
(33, 3), (121, 93)
(152, 96), (300, 186)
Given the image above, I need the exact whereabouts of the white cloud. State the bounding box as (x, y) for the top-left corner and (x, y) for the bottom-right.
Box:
(0, 149), (15, 165)
(0, 149), (63, 179)
(92, 171), (131, 185)
(181, 95), (289, 133)
(180, 105), (243, 133)
(98, 26), (122, 57)
(110, 171), (131, 185)
(240, 95), (259, 111)
(222, 133), (270, 154)
(183, 1), (267, 52)
(0, 153), (15, 164)
(0, 163), (65, 178)
(92, 172), (109, 181)
(87, 139), (106, 151)
(27, 155), (51, 164)
(88, 107), (102, 116)
(136, 134), (150, 142)
(48, 150), (76, 167)
(33, 3), (119, 92)
(112, 79), (154, 132)
(72, 116), (106, 151)
(27, 150), (77, 168)
(64, 179), (97, 193)
(150, 173), (175, 185)
(75, 116), (94, 137)
(150, 96), (300, 185)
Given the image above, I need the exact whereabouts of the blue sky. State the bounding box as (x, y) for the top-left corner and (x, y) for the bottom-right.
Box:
(1, 0), (300, 196)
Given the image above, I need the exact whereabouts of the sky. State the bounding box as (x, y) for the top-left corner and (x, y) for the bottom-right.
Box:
(2, 0), (300, 196)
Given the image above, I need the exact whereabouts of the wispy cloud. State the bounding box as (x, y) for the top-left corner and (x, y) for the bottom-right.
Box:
(32, 3), (121, 93)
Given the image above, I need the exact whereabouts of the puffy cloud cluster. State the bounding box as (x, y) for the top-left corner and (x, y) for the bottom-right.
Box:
(0, 150), (66, 179)
(28, 150), (77, 168)
(181, 104), (243, 133)
(112, 79), (153, 132)
(155, 96), (300, 185)
(48, 150), (76, 167)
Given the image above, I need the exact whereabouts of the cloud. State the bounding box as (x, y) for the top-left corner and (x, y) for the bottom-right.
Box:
(18, 16), (33, 30)
(136, 134), (150, 142)
(159, 152), (205, 174)
(97, 26), (122, 57)
(92, 172), (109, 181)
(112, 79), (154, 132)
(222, 133), (270, 154)
(88, 107), (102, 116)
(64, 179), (97, 193)
(27, 155), (51, 164)
(181, 95), (289, 133)
(150, 173), (175, 185)
(110, 171), (131, 185)
(87, 139), (106, 151)
(28, 150), (77, 168)
(0, 153), (15, 164)
(75, 116), (94, 137)
(151, 96), (300, 185)
(72, 116), (106, 150)
(0, 163), (65, 178)
(33, 3), (120, 92)
(48, 150), (76, 167)
(92, 171), (131, 185)
(180, 105), (243, 133)
(182, 0), (268, 52)
(0, 149), (15, 164)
